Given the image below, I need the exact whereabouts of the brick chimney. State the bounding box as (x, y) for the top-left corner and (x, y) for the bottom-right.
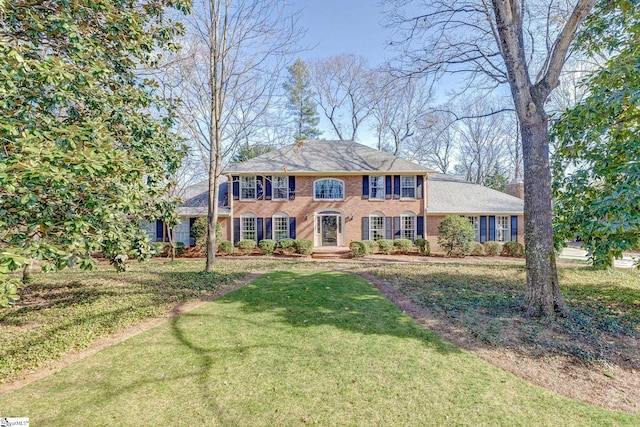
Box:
(505, 179), (524, 199)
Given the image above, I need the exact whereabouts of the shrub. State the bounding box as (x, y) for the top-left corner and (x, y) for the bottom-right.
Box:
(437, 215), (476, 257)
(294, 239), (313, 256)
(362, 240), (379, 254)
(349, 241), (368, 257)
(152, 242), (169, 257)
(376, 239), (394, 255)
(502, 241), (525, 258)
(237, 239), (257, 255)
(393, 238), (414, 254)
(484, 241), (502, 256)
(174, 242), (185, 257)
(259, 239), (276, 255)
(218, 240), (233, 255)
(190, 218), (222, 249)
(414, 238), (430, 256)
(279, 238), (296, 254)
(470, 242), (484, 256)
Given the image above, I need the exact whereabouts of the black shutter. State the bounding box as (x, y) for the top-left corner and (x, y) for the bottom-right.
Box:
(362, 176), (369, 199)
(480, 216), (487, 243)
(257, 217), (264, 242)
(417, 216), (424, 239)
(156, 220), (163, 241)
(289, 176), (295, 200)
(265, 176), (272, 200)
(394, 216), (401, 238)
(416, 176), (424, 199)
(511, 216), (518, 242)
(385, 175), (392, 199)
(393, 176), (400, 199)
(289, 217), (296, 239)
(488, 216), (496, 241)
(265, 218), (272, 240)
(385, 217), (393, 239)
(362, 217), (369, 240)
(256, 176), (264, 200)
(232, 177), (239, 200)
(233, 218), (240, 245)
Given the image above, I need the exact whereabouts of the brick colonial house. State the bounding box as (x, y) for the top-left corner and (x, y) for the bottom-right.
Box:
(152, 140), (524, 252)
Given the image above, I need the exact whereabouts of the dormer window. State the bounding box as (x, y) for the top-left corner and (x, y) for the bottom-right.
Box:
(314, 178), (344, 200)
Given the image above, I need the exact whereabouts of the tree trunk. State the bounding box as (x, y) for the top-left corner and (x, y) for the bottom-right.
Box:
(520, 114), (565, 317)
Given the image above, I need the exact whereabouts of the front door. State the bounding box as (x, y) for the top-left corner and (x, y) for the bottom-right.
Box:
(315, 211), (344, 247)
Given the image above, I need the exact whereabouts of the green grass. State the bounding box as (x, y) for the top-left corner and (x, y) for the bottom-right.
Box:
(1, 270), (636, 425)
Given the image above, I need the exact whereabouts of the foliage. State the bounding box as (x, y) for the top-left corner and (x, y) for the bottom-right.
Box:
(483, 242), (503, 256)
(376, 239), (394, 255)
(484, 165), (509, 192)
(502, 242), (525, 258)
(218, 240), (234, 256)
(258, 239), (277, 255)
(174, 242), (185, 257)
(437, 215), (476, 257)
(190, 218), (222, 250)
(470, 242), (485, 256)
(0, 0), (187, 283)
(551, 1), (640, 270)
(393, 238), (414, 253)
(283, 58), (321, 140)
(414, 238), (430, 255)
(278, 238), (296, 253)
(350, 241), (369, 257)
(230, 144), (274, 164)
(237, 239), (257, 255)
(294, 239), (313, 256)
(0, 251), (25, 308)
(152, 242), (169, 258)
(362, 240), (379, 254)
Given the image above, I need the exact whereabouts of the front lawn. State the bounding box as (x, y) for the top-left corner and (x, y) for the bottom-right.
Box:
(1, 270), (636, 425)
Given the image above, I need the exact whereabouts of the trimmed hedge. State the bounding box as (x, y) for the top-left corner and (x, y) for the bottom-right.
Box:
(393, 238), (414, 254)
(362, 240), (379, 254)
(483, 241), (502, 256)
(376, 239), (394, 255)
(470, 242), (484, 256)
(350, 241), (368, 257)
(279, 238), (296, 253)
(259, 239), (276, 255)
(218, 240), (233, 255)
(502, 241), (525, 258)
(237, 239), (257, 255)
(414, 238), (430, 255)
(294, 239), (313, 256)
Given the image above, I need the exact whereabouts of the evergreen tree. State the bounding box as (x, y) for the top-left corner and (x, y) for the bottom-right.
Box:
(283, 58), (321, 141)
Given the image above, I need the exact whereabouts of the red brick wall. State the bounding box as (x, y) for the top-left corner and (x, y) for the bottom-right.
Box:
(232, 175), (426, 245)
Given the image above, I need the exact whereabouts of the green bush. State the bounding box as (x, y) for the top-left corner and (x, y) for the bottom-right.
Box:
(259, 239), (276, 255)
(152, 242), (169, 257)
(294, 239), (313, 256)
(502, 241), (525, 258)
(279, 238), (296, 253)
(393, 238), (414, 254)
(362, 240), (379, 254)
(174, 242), (185, 257)
(218, 240), (234, 255)
(191, 218), (222, 249)
(414, 238), (430, 255)
(376, 239), (394, 255)
(437, 215), (476, 257)
(349, 241), (368, 257)
(483, 241), (502, 256)
(470, 242), (484, 256)
(237, 239), (257, 255)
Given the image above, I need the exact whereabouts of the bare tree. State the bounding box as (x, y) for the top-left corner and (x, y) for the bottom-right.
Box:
(405, 110), (455, 173)
(371, 74), (434, 154)
(310, 54), (377, 141)
(386, 0), (597, 317)
(171, 0), (300, 271)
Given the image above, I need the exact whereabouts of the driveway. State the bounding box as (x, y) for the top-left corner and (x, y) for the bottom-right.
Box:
(559, 246), (638, 268)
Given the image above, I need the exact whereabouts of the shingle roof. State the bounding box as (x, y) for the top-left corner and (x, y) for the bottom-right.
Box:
(177, 177), (230, 217)
(428, 173), (523, 214)
(223, 140), (434, 174)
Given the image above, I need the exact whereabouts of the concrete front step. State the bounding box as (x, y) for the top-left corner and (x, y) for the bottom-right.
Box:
(311, 247), (351, 259)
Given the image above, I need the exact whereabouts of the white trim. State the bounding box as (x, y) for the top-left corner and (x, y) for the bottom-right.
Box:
(240, 176), (257, 200)
(369, 175), (385, 200)
(313, 178), (345, 200)
(272, 212), (289, 241)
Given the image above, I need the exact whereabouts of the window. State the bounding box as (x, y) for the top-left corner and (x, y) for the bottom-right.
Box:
(241, 214), (257, 241)
(369, 176), (385, 200)
(467, 216), (480, 241)
(273, 214), (289, 241)
(272, 176), (288, 200)
(314, 178), (344, 200)
(497, 216), (510, 242)
(401, 213), (416, 240)
(400, 176), (415, 198)
(240, 176), (256, 200)
(369, 213), (385, 240)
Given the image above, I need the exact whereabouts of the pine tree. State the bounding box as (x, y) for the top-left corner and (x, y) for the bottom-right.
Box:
(283, 58), (321, 141)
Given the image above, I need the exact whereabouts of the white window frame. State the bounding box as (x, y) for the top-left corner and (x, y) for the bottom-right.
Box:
(369, 176), (385, 200)
(240, 176), (257, 200)
(273, 213), (289, 241)
(313, 178), (345, 200)
(401, 212), (416, 240)
(241, 214), (257, 241)
(400, 176), (416, 198)
(272, 176), (288, 200)
(497, 216), (510, 242)
(467, 216), (480, 242)
(369, 212), (385, 240)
